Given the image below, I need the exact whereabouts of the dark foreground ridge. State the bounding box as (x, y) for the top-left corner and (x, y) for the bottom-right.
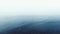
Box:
(3, 21), (60, 34)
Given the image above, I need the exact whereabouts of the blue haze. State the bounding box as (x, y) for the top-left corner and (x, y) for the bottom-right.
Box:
(0, 15), (60, 34)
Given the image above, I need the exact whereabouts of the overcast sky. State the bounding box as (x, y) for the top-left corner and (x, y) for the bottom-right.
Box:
(0, 0), (60, 16)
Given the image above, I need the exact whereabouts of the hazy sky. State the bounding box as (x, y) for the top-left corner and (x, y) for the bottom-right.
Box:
(0, 0), (60, 16)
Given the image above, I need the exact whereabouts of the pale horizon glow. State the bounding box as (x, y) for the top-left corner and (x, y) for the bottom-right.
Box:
(0, 0), (60, 16)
